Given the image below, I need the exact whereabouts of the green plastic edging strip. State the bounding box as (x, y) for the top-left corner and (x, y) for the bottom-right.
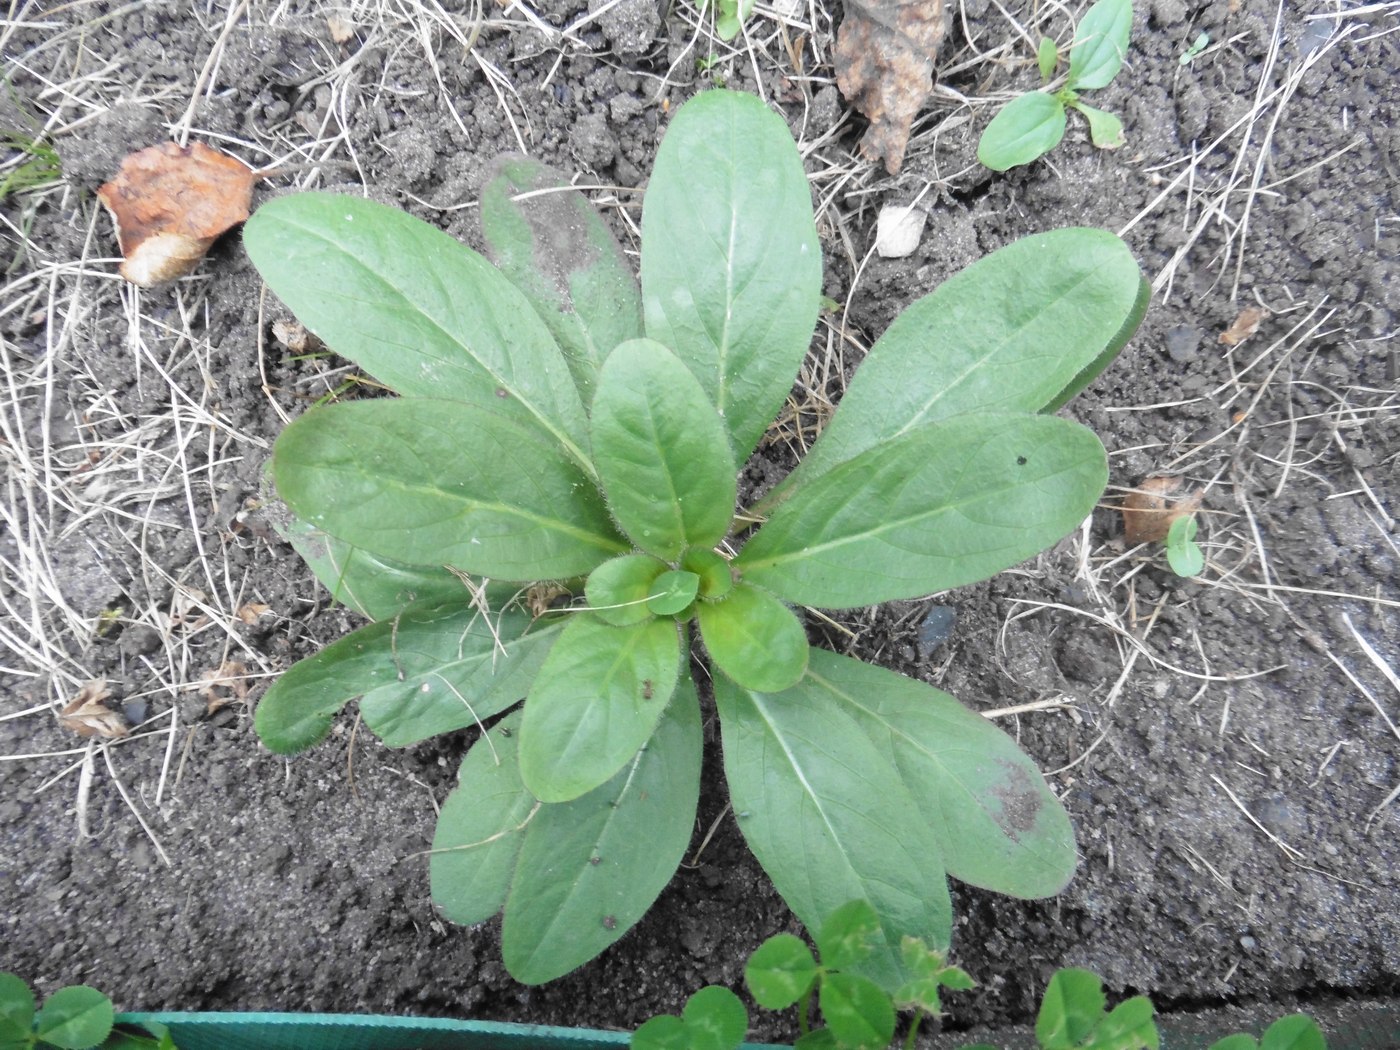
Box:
(117, 1012), (787, 1050)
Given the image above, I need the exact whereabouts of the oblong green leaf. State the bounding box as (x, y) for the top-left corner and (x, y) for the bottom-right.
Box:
(766, 229), (1141, 505)
(430, 711), (535, 925)
(255, 605), (560, 753)
(34, 987), (113, 1050)
(1041, 272), (1150, 414)
(738, 414), (1107, 608)
(277, 514), (476, 621)
(716, 673), (953, 991)
(244, 192), (591, 468)
(504, 674), (703, 983)
(745, 934), (819, 1009)
(978, 92), (1067, 171)
(697, 582), (808, 692)
(799, 649), (1076, 897)
(641, 90), (822, 459)
(819, 973), (896, 1050)
(591, 338), (737, 560)
(273, 399), (626, 581)
(479, 155), (644, 406)
(682, 986), (749, 1050)
(518, 615), (682, 802)
(1068, 0), (1133, 90)
(647, 570), (700, 616)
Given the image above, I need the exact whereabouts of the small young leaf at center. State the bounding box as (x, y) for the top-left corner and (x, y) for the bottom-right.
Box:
(591, 338), (737, 560)
(697, 582), (808, 692)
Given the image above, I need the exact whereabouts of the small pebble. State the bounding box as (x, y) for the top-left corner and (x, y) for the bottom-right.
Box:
(918, 606), (956, 650)
(1165, 324), (1201, 364)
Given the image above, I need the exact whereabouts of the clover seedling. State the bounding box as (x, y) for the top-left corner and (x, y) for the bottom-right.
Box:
(0, 975), (116, 1050)
(246, 89), (1148, 988)
(633, 987), (749, 1050)
(712, 0), (755, 40)
(978, 0), (1133, 171)
(636, 902), (970, 1050)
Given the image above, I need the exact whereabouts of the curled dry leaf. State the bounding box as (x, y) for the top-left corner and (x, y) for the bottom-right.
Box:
(1219, 305), (1269, 346)
(271, 319), (325, 355)
(235, 602), (273, 625)
(1121, 475), (1204, 545)
(834, 0), (947, 175)
(199, 660), (250, 715)
(97, 142), (260, 287)
(526, 581), (572, 619)
(60, 680), (130, 739)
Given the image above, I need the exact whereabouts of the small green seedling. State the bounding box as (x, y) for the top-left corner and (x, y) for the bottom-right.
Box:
(1031, 968), (1158, 1050)
(1179, 31), (1211, 65)
(744, 903), (972, 1050)
(246, 89), (1149, 989)
(1164, 513), (1204, 577)
(0, 974), (175, 1050)
(1205, 1015), (1327, 1050)
(634, 908), (1327, 1050)
(633, 986), (749, 1050)
(977, 0), (1132, 171)
(965, 967), (1326, 1050)
(712, 0), (755, 40)
(0, 133), (61, 201)
(1, 974), (114, 1050)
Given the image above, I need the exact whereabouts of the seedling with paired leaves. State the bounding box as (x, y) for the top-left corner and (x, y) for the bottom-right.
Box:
(978, 0), (1133, 171)
(1165, 514), (1204, 577)
(634, 924), (1327, 1050)
(0, 974), (174, 1050)
(246, 90), (1149, 989)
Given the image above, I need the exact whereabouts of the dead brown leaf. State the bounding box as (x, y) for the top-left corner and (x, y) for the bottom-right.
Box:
(1121, 475), (1204, 544)
(271, 319), (324, 355)
(59, 681), (130, 739)
(199, 661), (250, 714)
(97, 142), (260, 287)
(834, 0), (946, 175)
(526, 582), (571, 619)
(235, 602), (272, 625)
(1219, 305), (1269, 346)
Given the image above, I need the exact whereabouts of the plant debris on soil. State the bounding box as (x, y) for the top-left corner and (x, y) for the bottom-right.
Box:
(1, 0), (1398, 1043)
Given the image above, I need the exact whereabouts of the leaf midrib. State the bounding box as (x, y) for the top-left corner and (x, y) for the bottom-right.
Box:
(276, 212), (594, 475)
(742, 434), (1098, 573)
(295, 455), (624, 557)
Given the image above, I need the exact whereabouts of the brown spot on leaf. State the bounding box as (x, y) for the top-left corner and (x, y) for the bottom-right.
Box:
(834, 0), (947, 175)
(484, 155), (602, 301)
(97, 142), (260, 286)
(989, 761), (1041, 838)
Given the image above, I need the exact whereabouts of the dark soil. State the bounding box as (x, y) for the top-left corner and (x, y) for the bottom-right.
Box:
(2, 0), (1398, 1044)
